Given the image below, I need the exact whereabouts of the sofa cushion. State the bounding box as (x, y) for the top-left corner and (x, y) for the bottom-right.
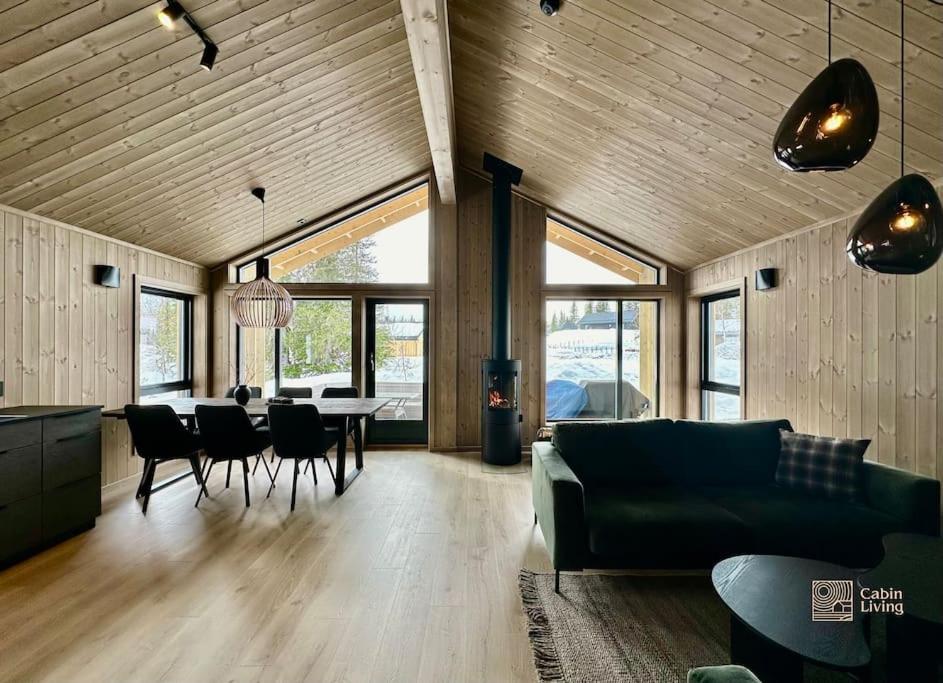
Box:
(674, 419), (793, 486)
(775, 430), (869, 501)
(702, 486), (907, 568)
(584, 487), (752, 566)
(551, 420), (678, 487)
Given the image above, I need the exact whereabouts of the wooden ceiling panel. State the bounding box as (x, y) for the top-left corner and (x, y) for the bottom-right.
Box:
(451, 0), (943, 268)
(0, 0), (430, 265)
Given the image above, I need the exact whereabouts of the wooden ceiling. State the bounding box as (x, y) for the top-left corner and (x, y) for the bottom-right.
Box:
(450, 0), (943, 268)
(0, 0), (431, 266)
(3, 1), (943, 269)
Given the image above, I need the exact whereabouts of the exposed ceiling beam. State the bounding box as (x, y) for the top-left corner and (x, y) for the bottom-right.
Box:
(400, 0), (457, 204)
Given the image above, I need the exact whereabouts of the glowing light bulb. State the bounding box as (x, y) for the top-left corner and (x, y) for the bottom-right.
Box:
(158, 9), (175, 28)
(891, 207), (924, 232)
(818, 106), (851, 136)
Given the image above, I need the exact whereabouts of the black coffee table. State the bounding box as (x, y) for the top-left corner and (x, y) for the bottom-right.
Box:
(859, 533), (943, 681)
(712, 555), (870, 683)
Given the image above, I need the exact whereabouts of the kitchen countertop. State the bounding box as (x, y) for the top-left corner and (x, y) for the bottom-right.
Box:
(0, 406), (102, 423)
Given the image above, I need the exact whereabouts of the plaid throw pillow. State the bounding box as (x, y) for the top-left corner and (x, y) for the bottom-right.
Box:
(775, 430), (869, 501)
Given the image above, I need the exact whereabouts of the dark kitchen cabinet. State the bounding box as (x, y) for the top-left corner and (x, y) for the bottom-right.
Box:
(0, 407), (101, 566)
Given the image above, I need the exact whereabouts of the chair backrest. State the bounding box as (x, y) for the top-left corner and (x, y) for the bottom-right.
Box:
(321, 386), (358, 399)
(224, 386), (262, 399)
(125, 404), (199, 460)
(195, 405), (259, 459)
(267, 404), (326, 460)
(277, 387), (313, 399)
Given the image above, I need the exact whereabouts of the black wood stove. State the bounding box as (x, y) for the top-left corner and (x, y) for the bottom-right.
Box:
(481, 153), (524, 466)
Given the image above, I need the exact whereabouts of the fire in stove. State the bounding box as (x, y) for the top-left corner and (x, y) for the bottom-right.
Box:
(489, 389), (510, 409)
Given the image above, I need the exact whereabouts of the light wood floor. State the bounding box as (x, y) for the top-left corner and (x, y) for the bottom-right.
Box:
(0, 451), (552, 683)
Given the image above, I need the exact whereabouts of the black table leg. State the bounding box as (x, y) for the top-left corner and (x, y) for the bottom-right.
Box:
(333, 416), (363, 496)
(353, 418), (364, 470)
(730, 615), (803, 683)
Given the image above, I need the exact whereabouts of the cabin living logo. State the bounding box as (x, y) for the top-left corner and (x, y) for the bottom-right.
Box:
(811, 580), (904, 621)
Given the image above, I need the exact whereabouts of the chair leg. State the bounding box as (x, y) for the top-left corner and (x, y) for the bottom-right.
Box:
(267, 459), (283, 499)
(303, 459), (310, 475)
(136, 459), (153, 499)
(555, 570), (560, 594)
(323, 452), (335, 481)
(257, 452), (276, 484)
(141, 460), (158, 515)
(310, 458), (318, 485)
(201, 455), (210, 479)
(291, 460), (299, 512)
(242, 459), (250, 507)
(226, 460), (232, 488)
(196, 459), (215, 508)
(189, 455), (209, 504)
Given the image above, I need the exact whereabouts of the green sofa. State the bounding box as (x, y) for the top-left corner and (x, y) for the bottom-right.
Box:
(533, 419), (940, 584)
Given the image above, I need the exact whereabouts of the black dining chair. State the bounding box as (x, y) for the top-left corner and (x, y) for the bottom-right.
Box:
(125, 404), (208, 514)
(195, 405), (273, 508)
(312, 386), (361, 475)
(276, 387), (313, 399)
(267, 404), (339, 511)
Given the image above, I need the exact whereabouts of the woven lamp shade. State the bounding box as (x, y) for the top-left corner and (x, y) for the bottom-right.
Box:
(231, 260), (293, 328)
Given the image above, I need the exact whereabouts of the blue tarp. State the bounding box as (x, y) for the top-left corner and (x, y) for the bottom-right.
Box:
(546, 379), (589, 420)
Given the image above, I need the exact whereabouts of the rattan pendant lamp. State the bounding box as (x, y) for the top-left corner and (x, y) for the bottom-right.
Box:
(773, 0), (879, 171)
(230, 188), (293, 328)
(846, 1), (943, 275)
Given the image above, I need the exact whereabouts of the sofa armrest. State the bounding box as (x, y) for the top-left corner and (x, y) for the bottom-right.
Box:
(532, 442), (586, 570)
(862, 461), (940, 535)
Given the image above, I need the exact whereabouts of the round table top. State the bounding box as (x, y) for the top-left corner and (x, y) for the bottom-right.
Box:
(858, 533), (943, 626)
(712, 555), (870, 670)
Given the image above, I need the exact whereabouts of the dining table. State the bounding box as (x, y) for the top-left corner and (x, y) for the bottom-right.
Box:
(103, 397), (390, 496)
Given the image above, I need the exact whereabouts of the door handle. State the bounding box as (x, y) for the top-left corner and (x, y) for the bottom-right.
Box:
(369, 352), (375, 372)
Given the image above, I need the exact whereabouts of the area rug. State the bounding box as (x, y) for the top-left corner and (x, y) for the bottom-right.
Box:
(519, 570), (730, 682)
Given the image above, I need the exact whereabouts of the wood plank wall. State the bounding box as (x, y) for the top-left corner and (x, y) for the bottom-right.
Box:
(0, 204), (209, 487)
(685, 206), (942, 485)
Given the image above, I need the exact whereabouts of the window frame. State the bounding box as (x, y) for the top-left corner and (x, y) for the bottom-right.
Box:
(544, 216), (662, 286)
(236, 296), (354, 397)
(700, 289), (742, 418)
(138, 286), (194, 398)
(236, 182), (432, 286)
(543, 297), (661, 422)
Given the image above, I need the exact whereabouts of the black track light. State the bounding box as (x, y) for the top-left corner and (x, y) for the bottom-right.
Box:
(200, 42), (218, 71)
(158, 0), (185, 29)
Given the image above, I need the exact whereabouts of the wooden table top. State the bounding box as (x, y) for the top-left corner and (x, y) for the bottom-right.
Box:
(103, 397), (390, 419)
(712, 554), (870, 669)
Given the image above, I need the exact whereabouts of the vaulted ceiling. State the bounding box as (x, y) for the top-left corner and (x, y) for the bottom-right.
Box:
(0, 0), (431, 266)
(1, 1), (942, 269)
(450, 0), (943, 268)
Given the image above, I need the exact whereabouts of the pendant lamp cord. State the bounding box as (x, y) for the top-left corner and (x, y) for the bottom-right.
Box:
(827, 0), (832, 63)
(900, 0), (905, 178)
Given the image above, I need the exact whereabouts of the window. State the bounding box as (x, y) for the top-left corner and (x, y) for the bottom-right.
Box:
(139, 288), (193, 402)
(545, 219), (658, 285)
(545, 300), (658, 420)
(239, 185), (430, 285)
(701, 291), (742, 420)
(238, 299), (352, 397)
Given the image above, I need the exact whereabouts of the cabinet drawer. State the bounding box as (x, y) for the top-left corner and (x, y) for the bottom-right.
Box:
(0, 495), (42, 565)
(42, 475), (99, 542)
(0, 444), (41, 507)
(43, 411), (100, 444)
(43, 431), (101, 492)
(0, 420), (41, 451)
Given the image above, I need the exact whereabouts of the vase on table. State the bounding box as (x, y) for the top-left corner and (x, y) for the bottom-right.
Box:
(233, 384), (251, 406)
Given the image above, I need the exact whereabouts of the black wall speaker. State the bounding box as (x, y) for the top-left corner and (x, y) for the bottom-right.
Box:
(95, 265), (120, 288)
(755, 268), (777, 291)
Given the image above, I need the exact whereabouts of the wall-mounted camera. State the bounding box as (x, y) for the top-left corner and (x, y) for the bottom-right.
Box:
(539, 0), (560, 16)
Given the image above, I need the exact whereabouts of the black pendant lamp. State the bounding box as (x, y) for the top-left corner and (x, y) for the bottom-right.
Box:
(846, 1), (943, 275)
(773, 0), (878, 171)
